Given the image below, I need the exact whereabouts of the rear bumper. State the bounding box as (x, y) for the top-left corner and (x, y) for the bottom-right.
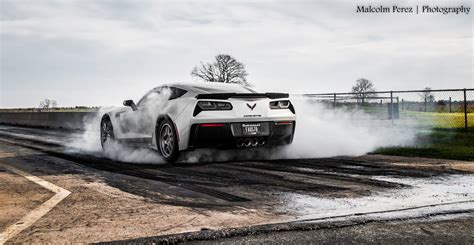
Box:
(188, 121), (295, 149)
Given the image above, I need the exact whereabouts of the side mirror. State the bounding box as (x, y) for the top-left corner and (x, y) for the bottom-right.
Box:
(123, 99), (137, 111)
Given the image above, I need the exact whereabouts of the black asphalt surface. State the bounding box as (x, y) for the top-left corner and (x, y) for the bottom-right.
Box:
(97, 213), (474, 244)
(188, 216), (474, 244)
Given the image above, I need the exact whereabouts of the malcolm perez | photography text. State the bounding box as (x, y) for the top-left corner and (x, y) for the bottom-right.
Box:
(356, 4), (470, 15)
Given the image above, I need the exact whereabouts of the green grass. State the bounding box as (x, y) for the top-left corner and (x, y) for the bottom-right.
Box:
(341, 106), (473, 129)
(402, 111), (474, 128)
(374, 129), (474, 161)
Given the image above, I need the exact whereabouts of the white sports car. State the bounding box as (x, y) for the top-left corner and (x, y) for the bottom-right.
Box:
(100, 83), (296, 162)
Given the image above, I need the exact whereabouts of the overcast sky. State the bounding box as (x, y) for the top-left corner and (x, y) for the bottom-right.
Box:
(1, 0), (472, 107)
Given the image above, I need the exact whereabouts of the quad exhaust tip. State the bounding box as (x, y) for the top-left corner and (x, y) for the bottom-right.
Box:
(237, 138), (266, 147)
(244, 138), (252, 147)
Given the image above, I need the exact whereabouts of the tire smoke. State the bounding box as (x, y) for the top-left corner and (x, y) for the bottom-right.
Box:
(67, 96), (416, 163)
(66, 107), (165, 163)
(279, 96), (416, 159)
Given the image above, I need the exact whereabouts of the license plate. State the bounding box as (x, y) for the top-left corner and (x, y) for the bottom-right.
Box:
(242, 123), (261, 135)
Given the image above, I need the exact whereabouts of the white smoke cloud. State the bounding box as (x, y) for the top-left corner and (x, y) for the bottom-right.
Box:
(67, 96), (416, 163)
(66, 88), (173, 164)
(280, 97), (416, 158)
(66, 106), (163, 163)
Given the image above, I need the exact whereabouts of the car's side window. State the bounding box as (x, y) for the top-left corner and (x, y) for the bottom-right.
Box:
(137, 88), (161, 107)
(137, 87), (187, 107)
(136, 94), (147, 107)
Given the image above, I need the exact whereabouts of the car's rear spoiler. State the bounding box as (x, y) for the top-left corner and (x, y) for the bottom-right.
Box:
(196, 93), (289, 100)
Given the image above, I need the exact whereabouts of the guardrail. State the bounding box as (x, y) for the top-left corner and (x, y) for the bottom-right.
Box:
(0, 111), (97, 130)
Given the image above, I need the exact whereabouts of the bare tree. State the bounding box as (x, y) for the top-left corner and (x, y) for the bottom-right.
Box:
(351, 78), (375, 104)
(419, 87), (435, 102)
(39, 99), (57, 109)
(191, 54), (251, 87)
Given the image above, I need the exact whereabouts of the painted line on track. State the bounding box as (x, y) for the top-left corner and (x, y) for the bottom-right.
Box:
(0, 162), (71, 244)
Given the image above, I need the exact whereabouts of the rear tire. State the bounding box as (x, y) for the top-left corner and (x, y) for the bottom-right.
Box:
(157, 118), (179, 162)
(100, 116), (115, 150)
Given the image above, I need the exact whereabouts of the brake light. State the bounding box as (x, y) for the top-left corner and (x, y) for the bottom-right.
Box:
(275, 121), (293, 125)
(200, 123), (225, 127)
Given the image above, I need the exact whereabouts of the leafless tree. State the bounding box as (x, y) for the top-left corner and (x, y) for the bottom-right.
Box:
(352, 78), (375, 104)
(191, 54), (251, 87)
(419, 87), (435, 102)
(39, 99), (57, 109)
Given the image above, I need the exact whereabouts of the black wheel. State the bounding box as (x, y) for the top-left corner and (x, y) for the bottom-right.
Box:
(157, 118), (179, 162)
(100, 116), (115, 150)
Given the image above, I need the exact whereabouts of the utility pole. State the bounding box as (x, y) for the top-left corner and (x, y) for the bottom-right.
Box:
(449, 97), (452, 113)
(390, 91), (394, 123)
(464, 89), (468, 129)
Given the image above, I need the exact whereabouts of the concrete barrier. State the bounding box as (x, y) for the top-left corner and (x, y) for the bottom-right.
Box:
(0, 112), (98, 130)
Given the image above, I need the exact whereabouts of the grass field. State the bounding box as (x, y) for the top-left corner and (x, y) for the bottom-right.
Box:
(374, 129), (474, 161)
(401, 111), (474, 128)
(352, 106), (473, 129)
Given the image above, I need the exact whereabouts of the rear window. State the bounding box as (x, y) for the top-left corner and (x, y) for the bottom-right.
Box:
(192, 85), (256, 94)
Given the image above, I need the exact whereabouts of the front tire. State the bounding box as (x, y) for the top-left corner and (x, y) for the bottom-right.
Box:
(100, 116), (115, 150)
(157, 118), (179, 162)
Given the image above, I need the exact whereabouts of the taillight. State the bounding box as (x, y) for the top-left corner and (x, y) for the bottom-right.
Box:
(194, 101), (233, 116)
(197, 101), (232, 110)
(269, 100), (290, 109)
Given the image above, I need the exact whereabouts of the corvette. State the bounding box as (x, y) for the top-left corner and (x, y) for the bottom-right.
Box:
(100, 83), (296, 162)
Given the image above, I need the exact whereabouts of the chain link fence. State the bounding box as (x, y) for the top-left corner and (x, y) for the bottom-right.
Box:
(304, 88), (474, 129)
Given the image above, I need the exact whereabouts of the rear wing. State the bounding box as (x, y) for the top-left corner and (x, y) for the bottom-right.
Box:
(195, 93), (289, 100)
